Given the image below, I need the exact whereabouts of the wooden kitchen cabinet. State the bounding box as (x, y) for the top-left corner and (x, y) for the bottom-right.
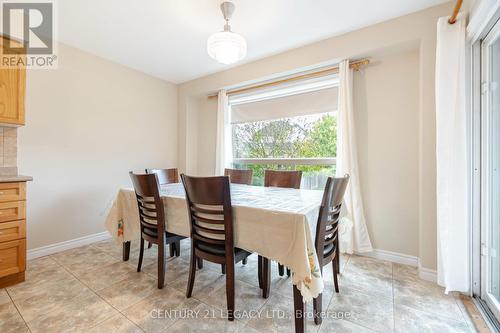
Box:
(0, 36), (26, 126)
(0, 181), (27, 287)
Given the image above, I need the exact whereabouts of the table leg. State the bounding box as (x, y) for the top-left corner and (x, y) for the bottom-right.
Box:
(258, 256), (263, 289)
(262, 257), (271, 298)
(293, 285), (306, 333)
(123, 241), (131, 261)
(169, 243), (175, 257)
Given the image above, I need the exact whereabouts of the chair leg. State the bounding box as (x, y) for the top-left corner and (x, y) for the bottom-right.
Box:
(242, 258), (248, 265)
(137, 238), (144, 272)
(258, 255), (263, 289)
(122, 241), (131, 261)
(333, 260), (339, 293)
(175, 241), (181, 257)
(221, 264), (226, 274)
(262, 257), (271, 299)
(158, 240), (165, 289)
(197, 257), (203, 269)
(286, 267), (291, 277)
(226, 260), (235, 321)
(169, 243), (175, 257)
(186, 245), (197, 298)
(335, 236), (340, 273)
(148, 242), (152, 249)
(313, 293), (323, 325)
(278, 263), (284, 276)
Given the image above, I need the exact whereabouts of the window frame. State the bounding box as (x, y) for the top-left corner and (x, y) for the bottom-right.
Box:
(228, 77), (339, 169)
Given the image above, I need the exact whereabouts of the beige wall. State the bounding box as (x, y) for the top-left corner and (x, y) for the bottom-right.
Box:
(18, 43), (178, 249)
(178, 3), (453, 270)
(187, 47), (420, 257)
(355, 49), (419, 257)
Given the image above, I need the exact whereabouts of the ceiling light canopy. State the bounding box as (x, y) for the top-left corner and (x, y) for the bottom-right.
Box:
(207, 2), (247, 65)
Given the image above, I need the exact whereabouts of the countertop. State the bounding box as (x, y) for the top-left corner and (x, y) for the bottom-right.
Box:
(0, 175), (33, 182)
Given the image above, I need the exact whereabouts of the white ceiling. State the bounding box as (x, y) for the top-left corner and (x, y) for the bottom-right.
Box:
(58, 0), (448, 83)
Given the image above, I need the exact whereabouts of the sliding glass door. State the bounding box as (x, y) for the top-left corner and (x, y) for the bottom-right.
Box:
(481, 17), (500, 322)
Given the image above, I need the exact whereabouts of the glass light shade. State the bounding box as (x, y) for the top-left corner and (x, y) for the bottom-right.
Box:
(207, 31), (247, 65)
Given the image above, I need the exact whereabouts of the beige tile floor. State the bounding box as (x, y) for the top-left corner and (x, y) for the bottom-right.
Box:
(0, 239), (480, 333)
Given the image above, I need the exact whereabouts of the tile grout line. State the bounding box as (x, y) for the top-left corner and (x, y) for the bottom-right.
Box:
(339, 255), (384, 333)
(318, 254), (352, 332)
(5, 288), (32, 333)
(5, 255), (66, 333)
(391, 263), (472, 328)
(48, 252), (147, 332)
(330, 255), (395, 333)
(67, 243), (246, 332)
(452, 295), (476, 332)
(391, 262), (396, 333)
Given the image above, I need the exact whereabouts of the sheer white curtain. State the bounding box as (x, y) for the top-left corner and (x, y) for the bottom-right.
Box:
(215, 90), (233, 175)
(336, 60), (373, 254)
(436, 15), (469, 293)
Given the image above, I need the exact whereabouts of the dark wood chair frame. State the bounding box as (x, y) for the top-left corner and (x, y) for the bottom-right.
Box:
(181, 174), (256, 321)
(129, 171), (185, 289)
(312, 175), (349, 325)
(145, 168), (181, 257)
(263, 169), (303, 278)
(224, 168), (253, 185)
(145, 168), (179, 185)
(264, 169), (302, 189)
(224, 168), (253, 266)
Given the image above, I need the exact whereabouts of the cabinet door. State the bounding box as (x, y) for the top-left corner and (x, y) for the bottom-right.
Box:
(0, 239), (25, 277)
(0, 37), (25, 126)
(0, 68), (25, 125)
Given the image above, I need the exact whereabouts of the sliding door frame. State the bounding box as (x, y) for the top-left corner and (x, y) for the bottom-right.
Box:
(470, 3), (500, 329)
(480, 17), (500, 321)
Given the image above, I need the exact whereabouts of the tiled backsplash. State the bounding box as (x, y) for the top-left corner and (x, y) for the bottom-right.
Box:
(0, 127), (17, 174)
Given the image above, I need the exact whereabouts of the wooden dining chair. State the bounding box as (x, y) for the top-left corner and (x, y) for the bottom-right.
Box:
(264, 169), (302, 189)
(145, 168), (179, 185)
(312, 175), (349, 325)
(145, 168), (180, 256)
(223, 168), (254, 265)
(129, 172), (185, 289)
(263, 169), (303, 278)
(181, 174), (255, 321)
(224, 168), (253, 185)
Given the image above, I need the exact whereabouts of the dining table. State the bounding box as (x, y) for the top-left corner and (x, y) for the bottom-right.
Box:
(105, 182), (326, 333)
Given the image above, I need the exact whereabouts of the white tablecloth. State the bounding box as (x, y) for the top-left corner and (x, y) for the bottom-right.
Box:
(105, 183), (324, 301)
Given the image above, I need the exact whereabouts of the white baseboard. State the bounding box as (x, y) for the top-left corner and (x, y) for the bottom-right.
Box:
(418, 260), (438, 283)
(357, 248), (419, 267)
(27, 231), (112, 260)
(27, 234), (440, 283)
(357, 249), (438, 283)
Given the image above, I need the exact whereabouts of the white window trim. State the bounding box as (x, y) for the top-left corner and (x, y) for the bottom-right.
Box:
(229, 77), (338, 168)
(233, 157), (336, 166)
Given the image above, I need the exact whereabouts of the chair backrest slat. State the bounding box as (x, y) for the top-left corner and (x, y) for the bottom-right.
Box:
(129, 172), (166, 235)
(145, 168), (179, 185)
(315, 176), (349, 262)
(264, 170), (302, 189)
(224, 168), (253, 185)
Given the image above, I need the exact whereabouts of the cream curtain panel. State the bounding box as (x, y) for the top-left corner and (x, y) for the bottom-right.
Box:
(215, 90), (233, 175)
(336, 60), (373, 254)
(435, 15), (469, 293)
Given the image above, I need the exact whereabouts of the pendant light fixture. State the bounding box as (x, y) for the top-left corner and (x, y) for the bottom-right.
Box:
(207, 1), (247, 65)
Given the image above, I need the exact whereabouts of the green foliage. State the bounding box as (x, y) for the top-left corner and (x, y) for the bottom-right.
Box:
(300, 115), (337, 158)
(232, 114), (337, 186)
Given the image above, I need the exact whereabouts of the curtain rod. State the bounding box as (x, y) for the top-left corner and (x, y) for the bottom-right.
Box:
(448, 0), (463, 24)
(207, 58), (370, 99)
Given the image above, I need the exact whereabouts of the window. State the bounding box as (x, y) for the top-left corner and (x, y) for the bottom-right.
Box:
(228, 77), (338, 189)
